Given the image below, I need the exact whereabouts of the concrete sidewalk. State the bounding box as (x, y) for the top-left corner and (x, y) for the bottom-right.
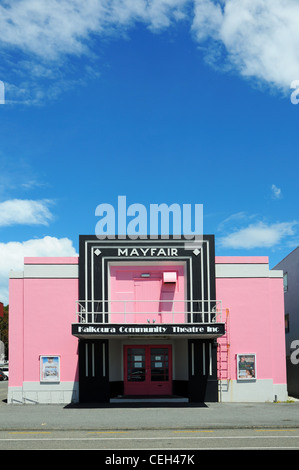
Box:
(1, 396), (299, 431)
(1, 381), (299, 431)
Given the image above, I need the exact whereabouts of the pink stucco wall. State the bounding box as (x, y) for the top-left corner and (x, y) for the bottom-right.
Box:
(216, 256), (269, 264)
(9, 258), (79, 387)
(24, 257), (78, 264)
(8, 278), (24, 387)
(216, 260), (286, 385)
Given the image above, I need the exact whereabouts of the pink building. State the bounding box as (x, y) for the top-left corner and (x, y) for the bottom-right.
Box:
(8, 236), (287, 404)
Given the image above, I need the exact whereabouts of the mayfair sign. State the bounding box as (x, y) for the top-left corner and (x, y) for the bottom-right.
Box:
(117, 247), (179, 257)
(72, 323), (225, 337)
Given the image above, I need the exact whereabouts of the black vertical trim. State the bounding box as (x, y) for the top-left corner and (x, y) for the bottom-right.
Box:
(78, 339), (109, 403)
(188, 339), (218, 402)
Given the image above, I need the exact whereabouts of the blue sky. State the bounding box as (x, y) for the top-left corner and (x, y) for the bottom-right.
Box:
(0, 0), (299, 302)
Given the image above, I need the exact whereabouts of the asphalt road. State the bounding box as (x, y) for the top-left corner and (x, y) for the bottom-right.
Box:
(1, 381), (299, 452)
(1, 428), (299, 450)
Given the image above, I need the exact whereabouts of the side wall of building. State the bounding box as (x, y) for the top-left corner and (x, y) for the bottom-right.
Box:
(8, 257), (79, 404)
(216, 257), (288, 402)
(273, 247), (299, 398)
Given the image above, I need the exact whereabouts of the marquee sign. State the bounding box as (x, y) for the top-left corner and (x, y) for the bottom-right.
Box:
(74, 236), (223, 340)
(78, 235), (216, 308)
(92, 245), (192, 258)
(116, 247), (180, 257)
(72, 323), (225, 338)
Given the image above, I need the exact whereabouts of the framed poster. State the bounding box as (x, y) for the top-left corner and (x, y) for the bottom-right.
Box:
(40, 356), (60, 382)
(237, 354), (256, 380)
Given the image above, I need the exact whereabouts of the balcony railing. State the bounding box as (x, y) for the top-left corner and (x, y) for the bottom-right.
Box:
(75, 300), (223, 324)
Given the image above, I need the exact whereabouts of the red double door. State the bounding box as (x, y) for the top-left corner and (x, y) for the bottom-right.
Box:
(124, 345), (172, 396)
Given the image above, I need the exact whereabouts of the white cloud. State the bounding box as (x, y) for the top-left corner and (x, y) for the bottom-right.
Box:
(0, 0), (102, 60)
(192, 0), (223, 42)
(0, 0), (189, 59)
(0, 199), (53, 226)
(0, 236), (78, 304)
(271, 184), (282, 199)
(0, 0), (298, 101)
(192, 0), (299, 92)
(0, 0), (191, 103)
(217, 211), (256, 231)
(218, 221), (297, 249)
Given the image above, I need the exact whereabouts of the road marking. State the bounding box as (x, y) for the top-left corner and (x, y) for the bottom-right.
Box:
(1, 434), (299, 441)
(8, 432), (51, 435)
(173, 430), (214, 433)
(87, 431), (129, 434)
(255, 429), (297, 432)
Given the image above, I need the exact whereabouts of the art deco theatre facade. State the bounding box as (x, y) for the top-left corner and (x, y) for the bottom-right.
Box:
(8, 235), (287, 404)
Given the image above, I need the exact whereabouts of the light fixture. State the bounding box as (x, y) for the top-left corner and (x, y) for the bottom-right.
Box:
(163, 272), (177, 283)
